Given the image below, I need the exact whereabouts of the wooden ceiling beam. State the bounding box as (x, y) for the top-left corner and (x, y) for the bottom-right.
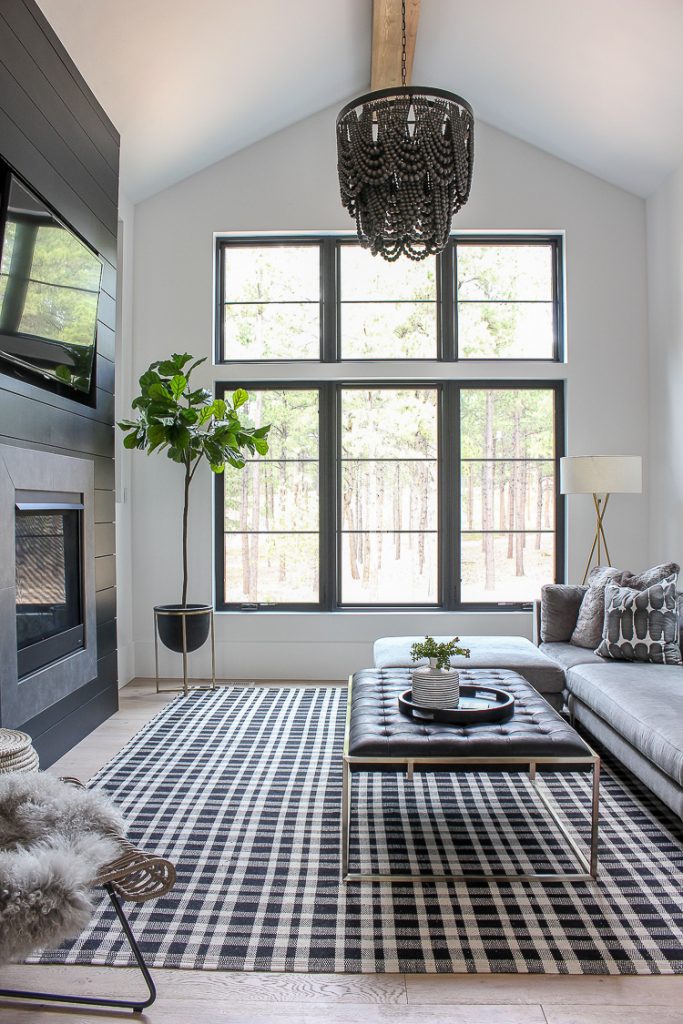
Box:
(371, 0), (421, 91)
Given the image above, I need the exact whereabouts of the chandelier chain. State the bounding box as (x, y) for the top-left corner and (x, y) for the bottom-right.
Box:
(401, 0), (407, 87)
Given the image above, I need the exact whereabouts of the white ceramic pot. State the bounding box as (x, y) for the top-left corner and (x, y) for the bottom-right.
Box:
(411, 660), (460, 709)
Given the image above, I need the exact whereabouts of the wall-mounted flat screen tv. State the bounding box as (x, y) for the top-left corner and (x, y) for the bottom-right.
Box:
(0, 168), (102, 401)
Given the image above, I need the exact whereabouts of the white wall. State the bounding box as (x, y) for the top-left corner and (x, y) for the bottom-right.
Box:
(647, 163), (683, 568)
(124, 104), (650, 680)
(115, 187), (135, 685)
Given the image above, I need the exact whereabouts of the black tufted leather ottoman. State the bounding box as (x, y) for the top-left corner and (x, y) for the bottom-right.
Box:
(342, 668), (600, 884)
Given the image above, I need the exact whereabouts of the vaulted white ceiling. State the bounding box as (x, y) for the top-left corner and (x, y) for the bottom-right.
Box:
(38, 0), (683, 203)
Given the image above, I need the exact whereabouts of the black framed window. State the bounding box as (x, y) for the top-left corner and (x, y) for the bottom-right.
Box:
(216, 235), (563, 363)
(458, 384), (562, 607)
(215, 381), (564, 611)
(455, 240), (562, 360)
(219, 387), (321, 608)
(338, 244), (438, 359)
(218, 241), (322, 361)
(339, 386), (439, 605)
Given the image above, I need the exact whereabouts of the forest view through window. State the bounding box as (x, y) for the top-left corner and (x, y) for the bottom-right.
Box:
(215, 236), (564, 610)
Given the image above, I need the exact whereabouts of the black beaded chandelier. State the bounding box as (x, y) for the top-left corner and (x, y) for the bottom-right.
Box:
(336, 1), (474, 262)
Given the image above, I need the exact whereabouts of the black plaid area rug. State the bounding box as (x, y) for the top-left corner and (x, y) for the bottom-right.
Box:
(35, 685), (683, 973)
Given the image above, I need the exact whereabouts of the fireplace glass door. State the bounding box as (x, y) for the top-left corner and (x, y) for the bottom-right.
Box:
(15, 502), (84, 678)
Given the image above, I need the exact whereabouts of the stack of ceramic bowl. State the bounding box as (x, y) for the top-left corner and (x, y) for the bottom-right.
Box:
(411, 664), (460, 709)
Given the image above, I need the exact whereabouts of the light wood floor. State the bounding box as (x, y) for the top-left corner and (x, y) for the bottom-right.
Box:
(0, 678), (681, 1024)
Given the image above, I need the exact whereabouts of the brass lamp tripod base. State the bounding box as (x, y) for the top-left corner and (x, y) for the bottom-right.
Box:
(582, 493), (612, 584)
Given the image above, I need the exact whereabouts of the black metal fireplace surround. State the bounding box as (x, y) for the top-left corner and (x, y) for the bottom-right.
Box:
(15, 502), (85, 679)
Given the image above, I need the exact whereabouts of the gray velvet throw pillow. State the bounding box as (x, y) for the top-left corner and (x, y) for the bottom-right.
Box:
(621, 562), (680, 590)
(570, 567), (629, 650)
(540, 585), (587, 642)
(596, 575), (682, 664)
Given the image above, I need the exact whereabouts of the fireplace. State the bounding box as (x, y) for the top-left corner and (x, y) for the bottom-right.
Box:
(15, 499), (85, 678)
(0, 444), (97, 729)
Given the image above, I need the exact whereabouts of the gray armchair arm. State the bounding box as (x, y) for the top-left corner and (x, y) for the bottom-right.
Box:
(532, 601), (542, 646)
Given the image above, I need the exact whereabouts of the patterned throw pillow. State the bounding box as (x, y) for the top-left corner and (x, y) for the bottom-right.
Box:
(595, 575), (682, 664)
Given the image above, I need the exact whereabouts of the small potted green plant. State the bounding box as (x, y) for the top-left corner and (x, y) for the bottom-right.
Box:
(118, 353), (270, 660)
(410, 636), (470, 709)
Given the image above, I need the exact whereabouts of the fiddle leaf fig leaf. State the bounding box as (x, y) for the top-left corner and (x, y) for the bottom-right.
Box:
(188, 388), (212, 406)
(210, 398), (227, 420)
(146, 423), (167, 450)
(188, 357), (207, 376)
(170, 374), (187, 400)
(148, 381), (171, 401)
(139, 369), (161, 389)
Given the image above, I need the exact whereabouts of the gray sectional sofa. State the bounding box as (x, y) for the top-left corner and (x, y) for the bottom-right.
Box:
(374, 600), (683, 818)
(534, 595), (683, 819)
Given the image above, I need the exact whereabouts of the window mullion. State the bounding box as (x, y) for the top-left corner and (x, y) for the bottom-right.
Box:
(440, 239), (456, 361)
(441, 382), (459, 608)
(214, 240), (225, 364)
(553, 238), (565, 362)
(319, 382), (337, 609)
(321, 238), (338, 362)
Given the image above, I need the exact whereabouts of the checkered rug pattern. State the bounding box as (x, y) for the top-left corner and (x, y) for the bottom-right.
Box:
(35, 685), (683, 973)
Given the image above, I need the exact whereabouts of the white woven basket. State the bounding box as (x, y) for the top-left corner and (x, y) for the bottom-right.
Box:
(0, 728), (39, 774)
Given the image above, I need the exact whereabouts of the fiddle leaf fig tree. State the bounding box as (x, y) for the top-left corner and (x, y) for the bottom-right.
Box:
(118, 353), (270, 607)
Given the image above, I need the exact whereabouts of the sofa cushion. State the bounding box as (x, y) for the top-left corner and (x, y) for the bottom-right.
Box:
(540, 584), (587, 642)
(566, 662), (683, 786)
(373, 635), (565, 694)
(539, 641), (603, 671)
(596, 575), (682, 665)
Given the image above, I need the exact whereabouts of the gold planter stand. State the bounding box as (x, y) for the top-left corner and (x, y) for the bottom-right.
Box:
(154, 606), (216, 696)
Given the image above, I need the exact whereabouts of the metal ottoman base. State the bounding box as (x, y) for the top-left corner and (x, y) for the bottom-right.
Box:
(342, 670), (600, 885)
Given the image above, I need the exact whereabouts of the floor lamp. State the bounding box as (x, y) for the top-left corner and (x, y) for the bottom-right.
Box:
(560, 456), (642, 584)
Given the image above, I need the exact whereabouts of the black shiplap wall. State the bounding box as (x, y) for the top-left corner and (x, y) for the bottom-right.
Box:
(0, 0), (119, 765)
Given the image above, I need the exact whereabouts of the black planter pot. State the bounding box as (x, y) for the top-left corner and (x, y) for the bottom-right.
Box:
(154, 604), (212, 654)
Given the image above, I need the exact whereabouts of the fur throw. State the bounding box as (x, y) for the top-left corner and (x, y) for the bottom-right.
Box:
(0, 773), (123, 964)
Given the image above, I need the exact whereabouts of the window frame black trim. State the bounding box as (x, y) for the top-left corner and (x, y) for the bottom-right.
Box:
(215, 237), (324, 364)
(215, 234), (564, 365)
(453, 235), (564, 362)
(214, 379), (565, 613)
(334, 381), (442, 608)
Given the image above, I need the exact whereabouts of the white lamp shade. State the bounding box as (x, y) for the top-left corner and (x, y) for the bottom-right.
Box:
(560, 456), (642, 495)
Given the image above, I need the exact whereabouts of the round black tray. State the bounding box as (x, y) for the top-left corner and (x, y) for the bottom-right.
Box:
(398, 684), (515, 725)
